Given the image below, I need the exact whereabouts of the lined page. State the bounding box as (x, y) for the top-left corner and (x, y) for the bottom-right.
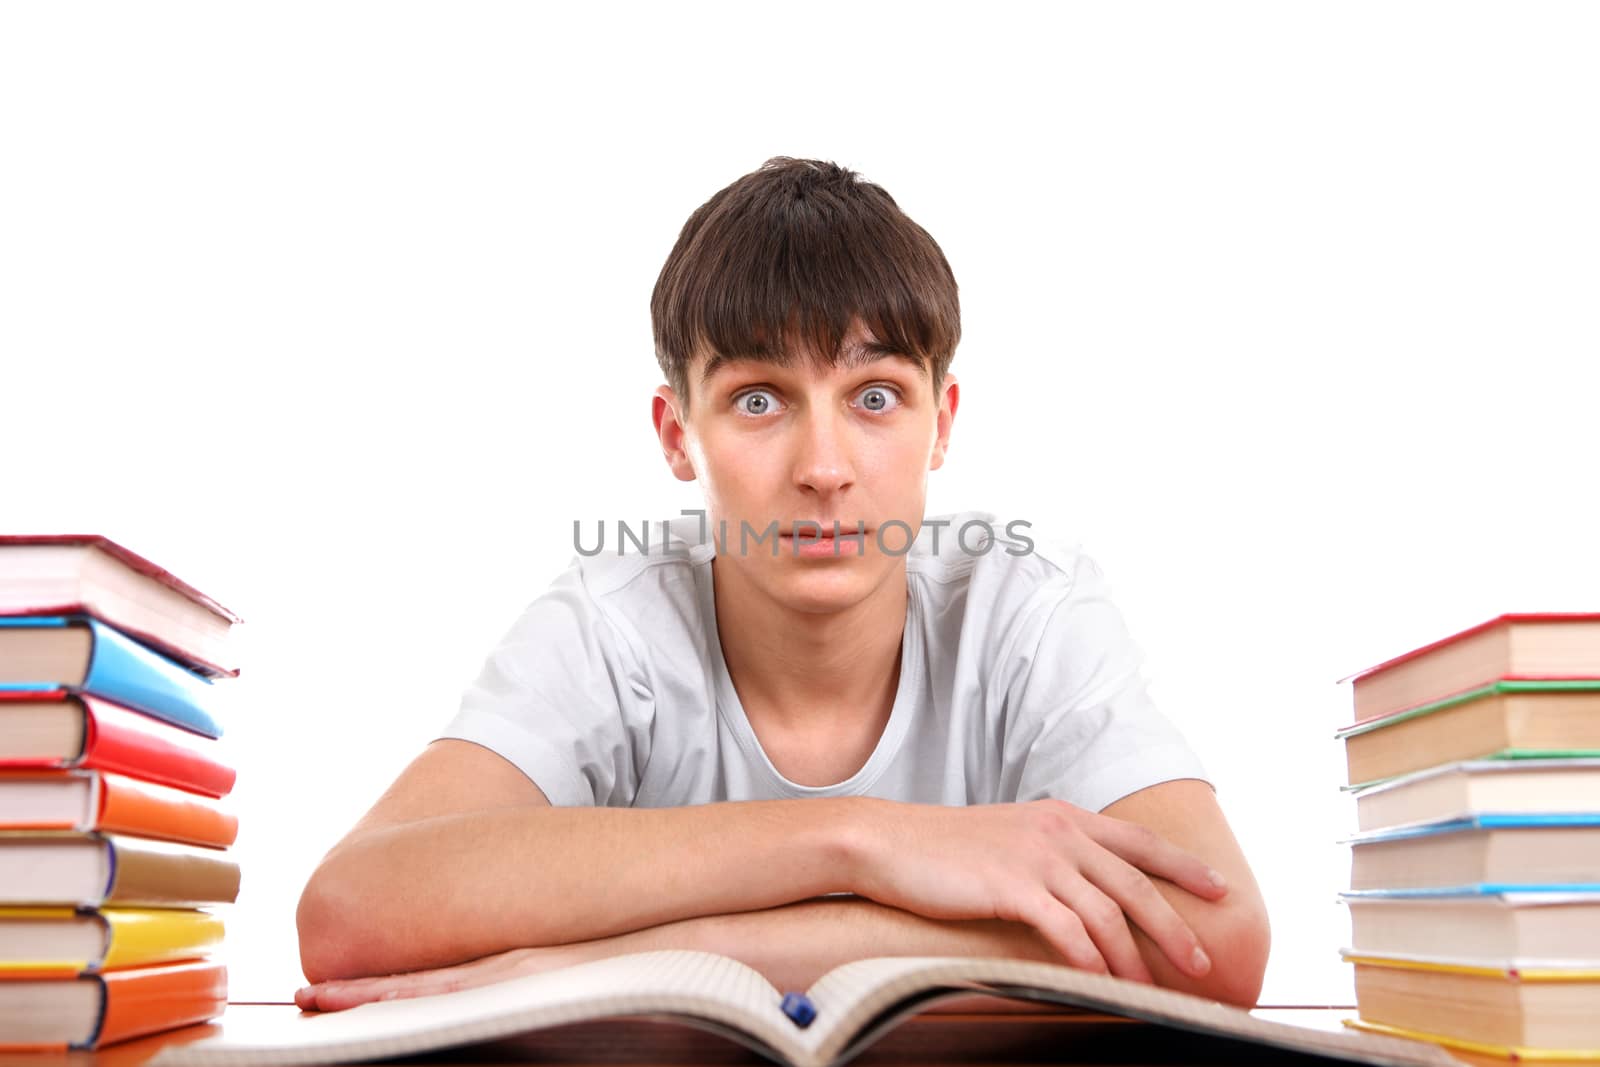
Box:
(801, 956), (1461, 1067)
(151, 950), (1466, 1067)
(149, 951), (801, 1067)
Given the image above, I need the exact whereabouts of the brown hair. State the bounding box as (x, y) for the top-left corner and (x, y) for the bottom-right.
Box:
(650, 156), (960, 417)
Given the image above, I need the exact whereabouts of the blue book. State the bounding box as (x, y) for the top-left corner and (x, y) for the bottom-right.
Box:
(1343, 813), (1600, 896)
(1341, 813), (1600, 845)
(0, 615), (221, 738)
(1342, 884), (1600, 897)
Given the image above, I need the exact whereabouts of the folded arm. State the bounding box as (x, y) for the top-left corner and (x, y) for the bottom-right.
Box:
(296, 740), (866, 983)
(300, 801), (1265, 1015)
(300, 891), (1072, 1013)
(300, 746), (1267, 1009)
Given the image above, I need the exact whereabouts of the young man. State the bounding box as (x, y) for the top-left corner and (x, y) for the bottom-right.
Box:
(294, 157), (1270, 1012)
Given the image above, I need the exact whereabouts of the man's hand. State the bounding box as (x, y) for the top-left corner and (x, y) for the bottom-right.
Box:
(294, 945), (573, 1012)
(296, 920), (678, 1011)
(844, 798), (1229, 984)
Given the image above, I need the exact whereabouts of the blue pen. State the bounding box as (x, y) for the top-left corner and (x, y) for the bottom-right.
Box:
(780, 992), (817, 1028)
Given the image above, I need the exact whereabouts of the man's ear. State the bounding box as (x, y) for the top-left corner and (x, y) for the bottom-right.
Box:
(653, 385), (698, 482)
(928, 373), (959, 471)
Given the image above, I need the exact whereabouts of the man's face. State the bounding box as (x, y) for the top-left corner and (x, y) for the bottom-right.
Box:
(653, 319), (959, 615)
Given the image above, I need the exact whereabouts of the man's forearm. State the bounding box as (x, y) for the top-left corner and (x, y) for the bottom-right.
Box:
(298, 798), (869, 983)
(585, 893), (1071, 1014)
(575, 892), (1264, 1011)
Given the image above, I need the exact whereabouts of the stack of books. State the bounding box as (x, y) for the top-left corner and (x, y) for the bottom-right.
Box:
(1333, 613), (1600, 1066)
(0, 536), (242, 1051)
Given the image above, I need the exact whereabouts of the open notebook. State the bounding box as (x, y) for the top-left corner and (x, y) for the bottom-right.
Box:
(150, 950), (1457, 1067)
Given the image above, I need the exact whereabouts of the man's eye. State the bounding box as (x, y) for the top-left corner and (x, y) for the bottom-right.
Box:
(735, 389), (779, 416)
(857, 385), (902, 413)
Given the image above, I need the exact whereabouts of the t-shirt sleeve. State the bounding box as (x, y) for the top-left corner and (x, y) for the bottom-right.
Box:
(1005, 551), (1210, 812)
(434, 561), (649, 808)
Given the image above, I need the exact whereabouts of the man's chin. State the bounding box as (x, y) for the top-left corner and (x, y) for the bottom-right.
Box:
(758, 558), (898, 613)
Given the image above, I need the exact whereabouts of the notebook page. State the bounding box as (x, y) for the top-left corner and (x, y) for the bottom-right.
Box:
(149, 951), (801, 1067)
(800, 956), (1461, 1067)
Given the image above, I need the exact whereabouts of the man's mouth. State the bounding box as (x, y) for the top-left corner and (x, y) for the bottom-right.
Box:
(780, 524), (871, 537)
(776, 525), (872, 557)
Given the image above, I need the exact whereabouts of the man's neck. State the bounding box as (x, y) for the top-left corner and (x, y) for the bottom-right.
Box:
(710, 555), (908, 735)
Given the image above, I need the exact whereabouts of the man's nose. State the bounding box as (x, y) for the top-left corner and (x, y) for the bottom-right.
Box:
(792, 405), (855, 493)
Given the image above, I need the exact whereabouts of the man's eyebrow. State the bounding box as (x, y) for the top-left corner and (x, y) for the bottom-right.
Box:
(699, 341), (928, 389)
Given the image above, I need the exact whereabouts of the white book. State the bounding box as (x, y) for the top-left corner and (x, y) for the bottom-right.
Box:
(1345, 757), (1600, 831)
(150, 950), (1457, 1067)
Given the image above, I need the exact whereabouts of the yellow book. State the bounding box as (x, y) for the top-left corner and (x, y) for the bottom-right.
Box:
(0, 906), (224, 973)
(1346, 1017), (1600, 1064)
(1342, 951), (1600, 982)
(1341, 951), (1600, 1059)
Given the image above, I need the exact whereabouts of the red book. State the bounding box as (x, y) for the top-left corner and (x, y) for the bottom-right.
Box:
(0, 535), (240, 677)
(0, 691), (236, 798)
(0, 959), (227, 1050)
(1339, 612), (1600, 725)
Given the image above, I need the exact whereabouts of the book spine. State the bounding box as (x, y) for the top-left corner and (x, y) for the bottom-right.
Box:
(90, 960), (229, 1048)
(105, 837), (241, 908)
(81, 620), (221, 739)
(96, 773), (238, 849)
(100, 908), (227, 970)
(80, 696), (237, 798)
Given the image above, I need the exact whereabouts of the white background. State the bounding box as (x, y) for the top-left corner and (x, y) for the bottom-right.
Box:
(4, 2), (1598, 1006)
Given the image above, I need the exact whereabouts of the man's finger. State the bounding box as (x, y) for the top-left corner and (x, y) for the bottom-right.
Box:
(1089, 817), (1229, 901)
(1050, 875), (1152, 984)
(1082, 851), (1211, 979)
(1022, 890), (1110, 976)
(297, 975), (409, 1012)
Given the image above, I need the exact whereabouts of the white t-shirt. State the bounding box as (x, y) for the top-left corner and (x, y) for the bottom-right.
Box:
(437, 509), (1209, 812)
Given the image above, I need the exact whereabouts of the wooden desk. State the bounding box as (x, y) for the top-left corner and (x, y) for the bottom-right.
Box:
(2, 1005), (1361, 1067)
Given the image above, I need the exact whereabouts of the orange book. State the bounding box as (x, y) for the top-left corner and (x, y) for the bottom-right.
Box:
(0, 769), (237, 849)
(0, 958), (226, 1050)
